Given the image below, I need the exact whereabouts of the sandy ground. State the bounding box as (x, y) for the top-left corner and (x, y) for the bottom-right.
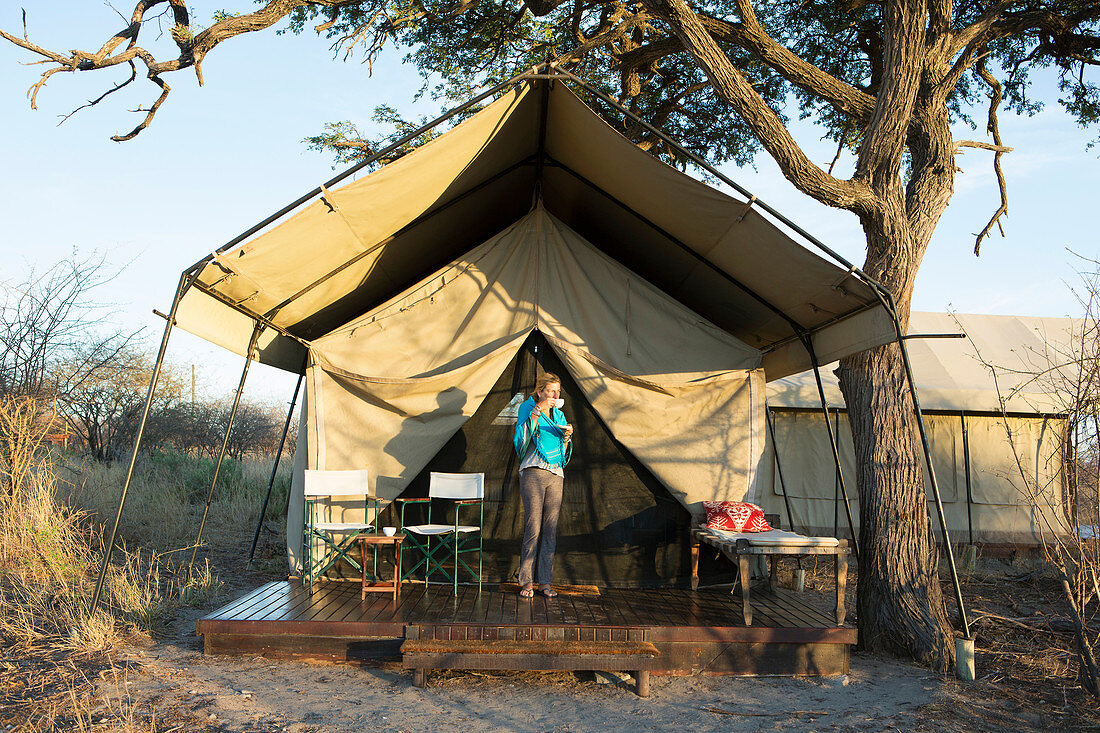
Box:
(56, 538), (1092, 732)
(103, 608), (951, 733)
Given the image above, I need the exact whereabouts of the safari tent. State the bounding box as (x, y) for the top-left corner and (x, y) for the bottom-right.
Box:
(762, 312), (1074, 548)
(97, 66), (962, 599)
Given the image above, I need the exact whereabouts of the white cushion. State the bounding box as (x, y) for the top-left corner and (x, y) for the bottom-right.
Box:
(706, 528), (840, 547)
(405, 524), (480, 535)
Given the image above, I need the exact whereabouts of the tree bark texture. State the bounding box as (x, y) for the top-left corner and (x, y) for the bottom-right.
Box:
(837, 310), (955, 671)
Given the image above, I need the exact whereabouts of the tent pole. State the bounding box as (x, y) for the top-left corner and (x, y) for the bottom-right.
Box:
(90, 271), (192, 613)
(833, 408), (840, 537)
(247, 364), (305, 566)
(962, 412), (974, 546)
(876, 293), (971, 640)
(802, 338), (860, 558)
(188, 325), (263, 574)
(765, 406), (800, 534)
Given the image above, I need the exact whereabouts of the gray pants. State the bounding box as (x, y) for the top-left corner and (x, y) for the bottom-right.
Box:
(518, 467), (563, 586)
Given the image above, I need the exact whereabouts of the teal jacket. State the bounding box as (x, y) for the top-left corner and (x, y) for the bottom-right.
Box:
(513, 396), (572, 468)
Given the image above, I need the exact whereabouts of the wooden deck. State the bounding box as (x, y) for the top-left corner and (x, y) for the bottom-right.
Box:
(198, 580), (855, 676)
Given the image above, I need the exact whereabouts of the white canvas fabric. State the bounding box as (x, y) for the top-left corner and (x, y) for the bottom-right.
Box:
(759, 312), (1075, 545)
(768, 312), (1079, 413)
(756, 408), (1068, 544)
(173, 80), (895, 380)
(296, 208), (766, 567)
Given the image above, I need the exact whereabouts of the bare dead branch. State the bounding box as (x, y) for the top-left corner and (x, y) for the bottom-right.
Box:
(57, 61), (139, 126)
(955, 140), (1014, 153)
(1, 1), (375, 140)
(111, 73), (170, 142)
(973, 59), (1010, 256)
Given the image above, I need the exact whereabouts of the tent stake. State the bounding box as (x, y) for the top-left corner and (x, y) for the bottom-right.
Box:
(247, 364), (305, 566)
(188, 325), (263, 574)
(90, 272), (192, 613)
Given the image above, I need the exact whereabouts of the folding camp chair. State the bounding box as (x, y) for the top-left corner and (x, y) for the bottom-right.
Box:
(398, 472), (485, 594)
(301, 469), (386, 590)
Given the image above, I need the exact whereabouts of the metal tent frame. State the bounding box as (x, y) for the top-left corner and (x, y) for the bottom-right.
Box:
(89, 62), (969, 642)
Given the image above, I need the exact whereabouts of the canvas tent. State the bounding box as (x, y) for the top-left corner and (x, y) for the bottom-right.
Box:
(762, 312), (1075, 547)
(151, 72), (919, 587)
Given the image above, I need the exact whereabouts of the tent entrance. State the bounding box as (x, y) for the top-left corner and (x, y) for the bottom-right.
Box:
(392, 330), (727, 588)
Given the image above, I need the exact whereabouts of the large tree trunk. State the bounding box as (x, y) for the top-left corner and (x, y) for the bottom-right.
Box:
(836, 209), (955, 671)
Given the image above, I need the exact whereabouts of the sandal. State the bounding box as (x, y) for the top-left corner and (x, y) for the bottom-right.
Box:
(519, 586), (535, 599)
(539, 586), (558, 598)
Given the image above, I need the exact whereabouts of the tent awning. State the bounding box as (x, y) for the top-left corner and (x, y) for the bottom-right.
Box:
(174, 78), (894, 379)
(767, 312), (1080, 413)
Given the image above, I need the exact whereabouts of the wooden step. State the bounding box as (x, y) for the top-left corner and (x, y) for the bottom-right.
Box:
(401, 626), (658, 696)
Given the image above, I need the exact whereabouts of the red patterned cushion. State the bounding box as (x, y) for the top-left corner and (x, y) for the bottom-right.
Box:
(702, 501), (772, 533)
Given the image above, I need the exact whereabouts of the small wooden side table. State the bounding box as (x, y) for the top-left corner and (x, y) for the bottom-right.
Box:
(357, 533), (405, 602)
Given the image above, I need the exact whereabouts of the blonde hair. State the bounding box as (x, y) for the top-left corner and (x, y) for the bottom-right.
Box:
(533, 372), (561, 397)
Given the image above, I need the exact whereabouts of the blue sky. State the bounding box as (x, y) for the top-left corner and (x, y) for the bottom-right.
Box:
(1, 3), (1098, 402)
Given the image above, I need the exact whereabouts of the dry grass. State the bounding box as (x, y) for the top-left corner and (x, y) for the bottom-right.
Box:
(0, 396), (249, 731)
(60, 451), (290, 555)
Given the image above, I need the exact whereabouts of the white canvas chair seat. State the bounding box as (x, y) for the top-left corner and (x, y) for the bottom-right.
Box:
(404, 523), (480, 535)
(399, 472), (486, 593)
(311, 521), (374, 532)
(302, 469), (386, 590)
(705, 527), (840, 547)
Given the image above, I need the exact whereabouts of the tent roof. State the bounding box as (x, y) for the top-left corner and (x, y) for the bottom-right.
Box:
(768, 311), (1081, 413)
(174, 77), (894, 379)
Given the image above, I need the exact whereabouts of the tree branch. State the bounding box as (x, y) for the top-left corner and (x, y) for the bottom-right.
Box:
(642, 0), (876, 213)
(699, 9), (876, 122)
(0, 0), (371, 140)
(955, 139), (1013, 153)
(972, 59), (1010, 255)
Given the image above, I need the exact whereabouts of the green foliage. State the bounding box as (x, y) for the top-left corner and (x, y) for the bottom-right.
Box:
(304, 105), (443, 170)
(288, 0), (1099, 169)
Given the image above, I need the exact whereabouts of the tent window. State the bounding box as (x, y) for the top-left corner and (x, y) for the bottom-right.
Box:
(492, 393), (527, 425)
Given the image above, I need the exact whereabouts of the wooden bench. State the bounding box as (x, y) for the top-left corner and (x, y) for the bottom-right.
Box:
(401, 625), (658, 697)
(690, 516), (849, 627)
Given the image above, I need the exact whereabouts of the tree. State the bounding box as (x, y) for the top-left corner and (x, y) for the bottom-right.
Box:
(59, 347), (185, 462)
(4, 1), (1098, 669)
(0, 253), (134, 402)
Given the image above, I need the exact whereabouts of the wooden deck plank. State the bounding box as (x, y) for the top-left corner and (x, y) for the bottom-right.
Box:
(400, 583), (437, 619)
(221, 582), (311, 623)
(204, 582), (284, 621)
(310, 584), (358, 623)
(299, 583), (357, 622)
(613, 588), (656, 630)
(198, 581), (854, 635)
(770, 588), (840, 628)
(421, 585), (459, 623)
(257, 589), (334, 624)
(382, 584), (428, 622)
(250, 583), (317, 622)
(752, 589), (809, 628)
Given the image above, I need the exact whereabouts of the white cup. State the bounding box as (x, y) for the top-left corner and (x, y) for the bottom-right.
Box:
(382, 526), (397, 537)
(553, 398), (565, 409)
